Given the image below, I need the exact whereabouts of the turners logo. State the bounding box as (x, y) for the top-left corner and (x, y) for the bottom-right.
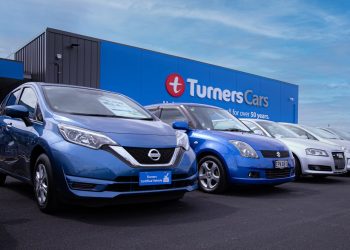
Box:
(165, 73), (185, 97)
(164, 73), (269, 108)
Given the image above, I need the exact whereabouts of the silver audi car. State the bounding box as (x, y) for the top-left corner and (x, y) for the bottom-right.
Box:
(279, 123), (350, 171)
(241, 119), (348, 178)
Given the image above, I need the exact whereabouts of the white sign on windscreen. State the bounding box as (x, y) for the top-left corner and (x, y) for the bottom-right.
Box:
(98, 96), (146, 118)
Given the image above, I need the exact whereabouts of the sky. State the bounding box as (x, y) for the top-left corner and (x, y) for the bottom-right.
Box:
(0, 0), (350, 130)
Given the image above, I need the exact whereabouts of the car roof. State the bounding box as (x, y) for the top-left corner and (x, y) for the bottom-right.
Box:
(241, 118), (273, 123)
(16, 82), (123, 95)
(145, 103), (222, 109)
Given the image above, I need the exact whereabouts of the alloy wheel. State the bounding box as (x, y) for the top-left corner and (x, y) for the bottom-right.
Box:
(35, 163), (49, 206)
(199, 160), (220, 191)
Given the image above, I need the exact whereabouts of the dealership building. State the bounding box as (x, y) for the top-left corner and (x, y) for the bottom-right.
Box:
(0, 28), (298, 122)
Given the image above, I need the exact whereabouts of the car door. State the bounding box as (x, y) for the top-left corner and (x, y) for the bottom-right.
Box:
(3, 87), (43, 180)
(0, 88), (22, 175)
(14, 87), (45, 179)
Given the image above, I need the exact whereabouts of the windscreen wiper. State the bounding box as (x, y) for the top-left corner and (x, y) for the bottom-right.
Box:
(219, 128), (252, 133)
(69, 113), (153, 120)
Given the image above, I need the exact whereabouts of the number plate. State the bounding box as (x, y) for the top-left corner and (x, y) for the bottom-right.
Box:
(274, 160), (288, 169)
(139, 171), (172, 186)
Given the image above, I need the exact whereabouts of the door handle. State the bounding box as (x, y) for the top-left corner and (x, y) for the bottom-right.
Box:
(5, 123), (12, 131)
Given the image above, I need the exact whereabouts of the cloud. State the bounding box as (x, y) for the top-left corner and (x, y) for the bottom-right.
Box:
(0, 0), (349, 129)
(80, 0), (350, 41)
(326, 83), (350, 89)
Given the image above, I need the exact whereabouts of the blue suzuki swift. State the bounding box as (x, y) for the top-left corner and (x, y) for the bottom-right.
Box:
(146, 103), (295, 193)
(0, 83), (197, 213)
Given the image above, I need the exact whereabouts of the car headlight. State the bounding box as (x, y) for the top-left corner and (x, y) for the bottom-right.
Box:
(176, 130), (190, 150)
(229, 140), (259, 158)
(340, 146), (350, 153)
(58, 124), (117, 149)
(305, 148), (329, 157)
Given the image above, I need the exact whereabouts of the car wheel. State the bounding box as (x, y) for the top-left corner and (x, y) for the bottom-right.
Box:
(0, 173), (6, 186)
(198, 155), (228, 193)
(33, 154), (59, 213)
(293, 154), (302, 180)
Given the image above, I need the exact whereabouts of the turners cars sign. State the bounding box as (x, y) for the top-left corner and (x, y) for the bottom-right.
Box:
(165, 73), (269, 108)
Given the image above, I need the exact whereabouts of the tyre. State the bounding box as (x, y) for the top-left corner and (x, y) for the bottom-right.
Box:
(0, 173), (6, 186)
(33, 154), (59, 213)
(198, 155), (228, 193)
(293, 154), (302, 180)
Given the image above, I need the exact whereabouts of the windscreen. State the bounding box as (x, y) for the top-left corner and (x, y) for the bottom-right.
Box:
(328, 128), (350, 140)
(304, 126), (340, 139)
(257, 121), (299, 138)
(187, 106), (251, 132)
(43, 86), (153, 120)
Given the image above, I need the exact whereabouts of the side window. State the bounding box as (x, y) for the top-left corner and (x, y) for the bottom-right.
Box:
(148, 108), (160, 118)
(160, 108), (187, 125)
(243, 121), (266, 135)
(18, 88), (38, 120)
(286, 126), (316, 140)
(5, 89), (21, 106)
(1, 89), (21, 115)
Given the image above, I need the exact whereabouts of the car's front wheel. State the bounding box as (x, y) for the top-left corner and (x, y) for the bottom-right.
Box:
(33, 154), (59, 213)
(198, 155), (228, 193)
(0, 173), (6, 186)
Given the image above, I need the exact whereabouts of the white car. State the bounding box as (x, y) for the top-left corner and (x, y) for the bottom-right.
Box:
(319, 127), (350, 141)
(241, 119), (348, 178)
(280, 123), (350, 154)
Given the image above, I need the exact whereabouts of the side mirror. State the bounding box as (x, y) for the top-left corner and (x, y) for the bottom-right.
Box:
(5, 105), (32, 126)
(172, 121), (190, 131)
(254, 129), (265, 136)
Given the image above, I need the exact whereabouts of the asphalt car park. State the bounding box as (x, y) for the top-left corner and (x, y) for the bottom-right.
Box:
(2, 175), (350, 250)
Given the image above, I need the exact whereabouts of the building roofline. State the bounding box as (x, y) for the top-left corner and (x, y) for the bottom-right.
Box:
(16, 27), (298, 87)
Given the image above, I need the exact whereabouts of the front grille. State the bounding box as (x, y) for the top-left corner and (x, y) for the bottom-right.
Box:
(124, 147), (175, 164)
(265, 168), (291, 179)
(261, 150), (289, 158)
(332, 152), (346, 170)
(308, 165), (332, 171)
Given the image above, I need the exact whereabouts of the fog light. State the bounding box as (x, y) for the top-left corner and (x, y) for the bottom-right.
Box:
(248, 171), (260, 178)
(290, 168), (295, 175)
(70, 182), (97, 191)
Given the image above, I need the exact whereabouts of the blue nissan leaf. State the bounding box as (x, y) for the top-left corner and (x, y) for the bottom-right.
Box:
(146, 103), (295, 193)
(0, 83), (197, 213)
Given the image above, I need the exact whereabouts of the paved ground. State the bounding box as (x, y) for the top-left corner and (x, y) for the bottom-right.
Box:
(1, 176), (350, 250)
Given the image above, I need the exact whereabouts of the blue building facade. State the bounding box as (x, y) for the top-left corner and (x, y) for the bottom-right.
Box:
(4, 28), (298, 123)
(100, 41), (298, 123)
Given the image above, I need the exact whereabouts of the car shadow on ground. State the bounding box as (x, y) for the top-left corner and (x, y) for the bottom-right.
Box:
(3, 178), (237, 226)
(295, 176), (347, 184)
(3, 179), (35, 200)
(222, 184), (295, 198)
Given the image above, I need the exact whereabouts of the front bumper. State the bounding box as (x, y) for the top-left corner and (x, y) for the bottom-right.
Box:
(225, 153), (295, 185)
(299, 154), (347, 175)
(49, 140), (197, 203)
(64, 173), (197, 202)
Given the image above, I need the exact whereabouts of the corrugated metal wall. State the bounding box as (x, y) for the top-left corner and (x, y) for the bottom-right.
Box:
(15, 28), (100, 88)
(46, 29), (100, 87)
(15, 32), (46, 82)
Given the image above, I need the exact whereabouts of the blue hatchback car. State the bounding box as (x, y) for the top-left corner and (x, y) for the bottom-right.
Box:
(0, 83), (197, 213)
(146, 103), (295, 193)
